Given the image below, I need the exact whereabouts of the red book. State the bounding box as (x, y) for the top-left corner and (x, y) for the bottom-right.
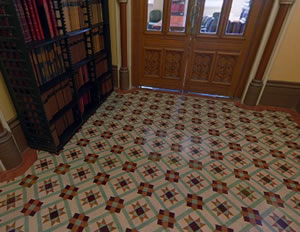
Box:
(21, 0), (37, 40)
(28, 0), (41, 40)
(15, 0), (32, 42)
(37, 0), (54, 38)
(47, 0), (59, 36)
(32, 0), (45, 39)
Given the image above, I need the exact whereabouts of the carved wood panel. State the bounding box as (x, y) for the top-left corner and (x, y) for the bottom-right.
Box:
(213, 54), (239, 84)
(164, 50), (184, 79)
(190, 52), (214, 81)
(144, 49), (162, 76)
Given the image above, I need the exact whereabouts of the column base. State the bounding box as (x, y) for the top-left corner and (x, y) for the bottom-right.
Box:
(244, 80), (264, 106)
(112, 65), (119, 88)
(119, 67), (130, 91)
(0, 129), (22, 170)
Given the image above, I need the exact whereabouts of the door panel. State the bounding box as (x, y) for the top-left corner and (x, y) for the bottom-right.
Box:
(190, 51), (215, 82)
(137, 0), (266, 97)
(139, 0), (191, 89)
(163, 49), (185, 79)
(184, 0), (264, 96)
(144, 48), (163, 77)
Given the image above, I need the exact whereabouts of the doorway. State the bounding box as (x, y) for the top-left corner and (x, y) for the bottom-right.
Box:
(132, 0), (273, 97)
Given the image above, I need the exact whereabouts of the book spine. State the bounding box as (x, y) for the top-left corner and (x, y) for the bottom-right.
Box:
(21, 0), (37, 40)
(42, 0), (55, 38)
(28, 0), (42, 40)
(15, 0), (32, 42)
(36, 49), (46, 84)
(47, 0), (59, 36)
(62, 0), (72, 32)
(29, 51), (41, 86)
(32, 0), (45, 39)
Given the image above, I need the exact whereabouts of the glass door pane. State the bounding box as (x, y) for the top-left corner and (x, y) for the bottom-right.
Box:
(169, 0), (189, 32)
(147, 0), (164, 31)
(226, 0), (252, 35)
(200, 0), (224, 34)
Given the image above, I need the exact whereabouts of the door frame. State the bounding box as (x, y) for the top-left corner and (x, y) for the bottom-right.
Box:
(132, 0), (274, 98)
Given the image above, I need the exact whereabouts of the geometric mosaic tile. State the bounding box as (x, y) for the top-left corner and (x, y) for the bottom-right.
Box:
(241, 207), (263, 226)
(1, 90), (300, 232)
(67, 213), (89, 232)
(157, 209), (176, 229)
(21, 199), (43, 216)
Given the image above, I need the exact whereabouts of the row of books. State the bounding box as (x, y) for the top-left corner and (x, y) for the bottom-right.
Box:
(99, 74), (112, 96)
(51, 108), (74, 146)
(69, 34), (86, 65)
(74, 64), (89, 90)
(95, 58), (108, 78)
(93, 28), (105, 53)
(79, 91), (92, 114)
(41, 79), (73, 122)
(29, 42), (65, 86)
(15, 0), (61, 42)
(63, 0), (88, 32)
(90, 0), (103, 25)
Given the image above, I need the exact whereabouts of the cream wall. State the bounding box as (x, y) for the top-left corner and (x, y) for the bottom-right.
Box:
(0, 72), (16, 121)
(268, 0), (300, 82)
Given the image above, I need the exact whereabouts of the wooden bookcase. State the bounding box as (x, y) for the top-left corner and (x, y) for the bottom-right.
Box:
(0, 0), (113, 153)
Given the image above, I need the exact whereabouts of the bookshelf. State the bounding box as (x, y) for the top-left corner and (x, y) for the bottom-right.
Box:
(0, 0), (113, 153)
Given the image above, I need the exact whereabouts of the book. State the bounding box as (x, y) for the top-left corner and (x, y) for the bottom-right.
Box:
(62, 0), (72, 32)
(36, 0), (52, 38)
(47, 0), (59, 36)
(21, 0), (37, 40)
(50, 125), (60, 146)
(65, 109), (74, 127)
(69, 34), (86, 65)
(15, 0), (32, 42)
(29, 51), (41, 86)
(55, 116), (66, 136)
(55, 84), (66, 110)
(32, 0), (45, 39)
(28, 0), (42, 40)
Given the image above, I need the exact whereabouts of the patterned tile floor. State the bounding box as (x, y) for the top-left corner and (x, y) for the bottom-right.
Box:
(1, 90), (300, 232)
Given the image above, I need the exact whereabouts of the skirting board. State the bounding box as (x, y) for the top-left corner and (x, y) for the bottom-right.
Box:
(8, 117), (28, 152)
(112, 65), (119, 88)
(259, 80), (300, 113)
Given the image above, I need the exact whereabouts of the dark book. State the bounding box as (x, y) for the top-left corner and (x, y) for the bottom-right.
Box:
(28, 0), (42, 40)
(36, 0), (52, 39)
(47, 0), (59, 36)
(15, 0), (32, 42)
(21, 0), (37, 40)
(32, 0), (45, 39)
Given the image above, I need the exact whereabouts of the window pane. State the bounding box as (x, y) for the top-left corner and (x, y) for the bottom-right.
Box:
(226, 0), (252, 35)
(147, 0), (164, 31)
(169, 0), (189, 32)
(200, 0), (224, 34)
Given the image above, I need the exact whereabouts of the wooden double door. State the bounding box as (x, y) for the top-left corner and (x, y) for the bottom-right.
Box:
(133, 0), (271, 97)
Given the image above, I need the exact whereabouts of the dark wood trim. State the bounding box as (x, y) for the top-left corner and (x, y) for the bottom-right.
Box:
(235, 0), (274, 97)
(243, 79), (264, 106)
(8, 117), (28, 152)
(119, 2), (128, 68)
(131, 0), (140, 87)
(259, 80), (300, 113)
(254, 2), (293, 81)
(112, 65), (119, 88)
